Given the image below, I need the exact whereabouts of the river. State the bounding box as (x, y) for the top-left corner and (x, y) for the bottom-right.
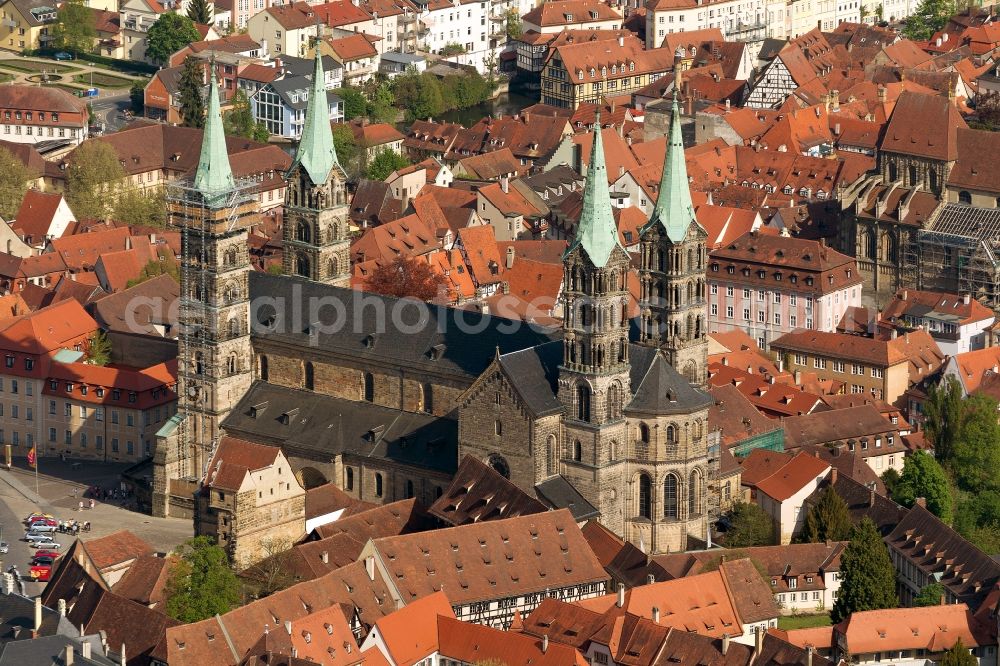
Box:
(434, 89), (539, 127)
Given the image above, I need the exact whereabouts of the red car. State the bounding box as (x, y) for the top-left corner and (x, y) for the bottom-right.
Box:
(29, 565), (52, 582)
(33, 549), (59, 560)
(27, 517), (57, 527)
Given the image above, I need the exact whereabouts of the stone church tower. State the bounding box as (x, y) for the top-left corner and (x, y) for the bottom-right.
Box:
(282, 48), (350, 286)
(152, 71), (259, 518)
(558, 118), (633, 528)
(638, 95), (709, 386)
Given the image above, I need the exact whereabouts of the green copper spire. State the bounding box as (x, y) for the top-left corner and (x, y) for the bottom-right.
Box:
(644, 93), (696, 243)
(291, 46), (338, 185)
(565, 116), (624, 268)
(193, 66), (235, 206)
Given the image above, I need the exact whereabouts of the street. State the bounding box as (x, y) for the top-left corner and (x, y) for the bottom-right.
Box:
(90, 91), (131, 133)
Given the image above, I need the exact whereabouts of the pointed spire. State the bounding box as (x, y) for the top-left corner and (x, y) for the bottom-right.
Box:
(193, 61), (235, 206)
(291, 30), (338, 185)
(645, 92), (696, 243)
(565, 113), (623, 268)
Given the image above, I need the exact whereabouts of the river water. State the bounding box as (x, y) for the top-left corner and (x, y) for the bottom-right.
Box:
(434, 89), (539, 127)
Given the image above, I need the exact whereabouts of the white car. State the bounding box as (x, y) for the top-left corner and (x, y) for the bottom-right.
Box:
(24, 532), (54, 543)
(0, 543), (8, 554)
(28, 540), (60, 550)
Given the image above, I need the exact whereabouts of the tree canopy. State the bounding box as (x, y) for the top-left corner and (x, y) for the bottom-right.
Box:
(332, 124), (360, 176)
(924, 375), (964, 463)
(365, 256), (446, 301)
(224, 89), (269, 142)
(722, 501), (774, 547)
(801, 486), (852, 543)
(391, 70), (494, 121)
(52, 0), (96, 55)
(147, 13), (201, 65)
(913, 582), (946, 607)
(0, 146), (34, 220)
(178, 57), (205, 129)
(336, 87), (367, 121)
(65, 140), (126, 220)
(941, 638), (978, 666)
(112, 187), (167, 228)
(831, 518), (897, 623)
(126, 257), (179, 288)
(902, 0), (956, 41)
(85, 331), (111, 366)
(129, 81), (146, 115)
(893, 450), (954, 523)
(186, 0), (213, 25)
(165, 536), (241, 623)
(367, 148), (409, 181)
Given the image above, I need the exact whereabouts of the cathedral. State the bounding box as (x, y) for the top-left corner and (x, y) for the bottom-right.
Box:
(152, 44), (718, 554)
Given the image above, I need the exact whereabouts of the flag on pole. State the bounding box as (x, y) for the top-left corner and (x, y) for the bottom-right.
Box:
(27, 446), (35, 468)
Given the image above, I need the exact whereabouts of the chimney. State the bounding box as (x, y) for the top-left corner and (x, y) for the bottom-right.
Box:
(915, 497), (927, 508)
(755, 626), (764, 655)
(647, 573), (655, 585)
(877, 85), (887, 102)
(284, 620), (292, 635)
(794, 369), (802, 385)
(901, 289), (908, 300)
(652, 606), (660, 623)
(834, 122), (841, 135)
(890, 329), (898, 340)
(65, 646), (74, 666)
(869, 488), (876, 507)
(321, 551), (329, 564)
(725, 98), (731, 111)
(120, 644), (125, 666)
(807, 646), (814, 666)
(364, 555), (376, 581)
(618, 34), (624, 47)
(831, 89), (840, 112)
(505, 246), (515, 269)
(616, 583), (625, 608)
(58, 599), (66, 616)
(2, 572), (14, 595)
(501, 177), (509, 194)
(34, 596), (42, 634)
(542, 635), (549, 653)
(722, 633), (730, 656)
(82, 642), (91, 659)
(963, 293), (971, 305)
(830, 468), (838, 484)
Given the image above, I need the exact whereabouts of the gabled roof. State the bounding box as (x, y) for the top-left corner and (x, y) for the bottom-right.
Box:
(368, 592), (454, 665)
(753, 451), (830, 502)
(836, 603), (992, 653)
(522, 0), (621, 27)
(881, 91), (967, 161)
(628, 351), (714, 415)
(81, 530), (154, 571)
(429, 455), (548, 526)
(0, 298), (96, 355)
(203, 436), (282, 492)
(12, 190), (67, 241)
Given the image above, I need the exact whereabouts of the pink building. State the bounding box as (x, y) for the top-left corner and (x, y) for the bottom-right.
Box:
(706, 231), (862, 350)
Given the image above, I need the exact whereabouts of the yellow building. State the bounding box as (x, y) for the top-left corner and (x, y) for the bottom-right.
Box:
(0, 0), (58, 53)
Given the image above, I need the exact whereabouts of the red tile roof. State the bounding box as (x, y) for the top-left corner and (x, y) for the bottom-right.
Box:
(82, 530), (155, 571)
(754, 451), (830, 502)
(836, 604), (992, 654)
(327, 33), (378, 61)
(204, 437), (282, 492)
(522, 0), (621, 27)
(0, 298), (96, 355)
(13, 190), (66, 242)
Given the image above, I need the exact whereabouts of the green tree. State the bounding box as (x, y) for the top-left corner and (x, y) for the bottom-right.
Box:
(881, 468), (901, 498)
(129, 81), (146, 115)
(336, 87), (366, 121)
(112, 187), (167, 227)
(165, 536), (241, 623)
(913, 582), (946, 607)
(951, 393), (1000, 493)
(925, 375), (963, 462)
(146, 13), (201, 65)
(126, 257), (179, 288)
(505, 7), (522, 39)
(366, 78), (396, 124)
(0, 146), (34, 220)
(332, 123), (359, 175)
(723, 501), (774, 547)
(830, 518), (897, 623)
(439, 42), (467, 56)
(893, 451), (954, 523)
(85, 330), (111, 366)
(65, 140), (126, 220)
(902, 0), (956, 41)
(52, 0), (96, 55)
(941, 638), (978, 666)
(412, 74), (444, 120)
(186, 0), (213, 25)
(178, 57), (205, 129)
(224, 89), (268, 142)
(367, 148), (409, 181)
(801, 486), (853, 543)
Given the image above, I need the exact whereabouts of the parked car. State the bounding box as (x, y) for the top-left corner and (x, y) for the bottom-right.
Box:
(25, 522), (56, 533)
(29, 565), (52, 581)
(28, 539), (60, 550)
(33, 549), (59, 559)
(31, 555), (55, 566)
(0, 542), (9, 554)
(24, 532), (54, 543)
(53, 52), (73, 61)
(27, 517), (57, 528)
(24, 513), (54, 524)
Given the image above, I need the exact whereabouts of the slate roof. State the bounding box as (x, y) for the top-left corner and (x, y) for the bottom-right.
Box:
(0, 634), (115, 666)
(496, 340), (563, 417)
(0, 592), (73, 645)
(222, 382), (459, 474)
(534, 475), (600, 520)
(430, 455), (548, 526)
(247, 271), (558, 381)
(627, 348), (714, 415)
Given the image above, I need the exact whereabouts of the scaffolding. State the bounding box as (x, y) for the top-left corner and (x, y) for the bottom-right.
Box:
(168, 174), (262, 484)
(916, 203), (1000, 310)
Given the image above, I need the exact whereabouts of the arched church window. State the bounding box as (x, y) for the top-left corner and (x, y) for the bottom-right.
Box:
(363, 372), (374, 401)
(573, 440), (582, 462)
(639, 423), (650, 443)
(638, 474), (652, 519)
(295, 221), (311, 243)
(689, 470), (702, 515)
(664, 474), (678, 519)
(304, 362), (314, 390)
(576, 385), (591, 422)
(259, 355), (268, 381)
(296, 253), (310, 278)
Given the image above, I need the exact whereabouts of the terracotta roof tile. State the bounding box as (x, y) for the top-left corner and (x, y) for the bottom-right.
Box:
(754, 451), (830, 502)
(82, 530), (154, 571)
(522, 0), (621, 27)
(12, 190), (67, 242)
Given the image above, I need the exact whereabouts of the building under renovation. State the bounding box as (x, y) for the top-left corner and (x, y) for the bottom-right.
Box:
(915, 203), (1000, 310)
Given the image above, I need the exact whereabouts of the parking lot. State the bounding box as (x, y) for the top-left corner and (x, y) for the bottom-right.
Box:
(0, 460), (193, 596)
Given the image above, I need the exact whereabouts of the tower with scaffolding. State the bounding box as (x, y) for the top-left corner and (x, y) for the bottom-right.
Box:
(914, 203), (1000, 310)
(152, 69), (260, 518)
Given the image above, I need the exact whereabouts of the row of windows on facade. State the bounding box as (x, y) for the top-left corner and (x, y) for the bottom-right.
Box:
(712, 304), (812, 328)
(710, 285), (817, 306)
(0, 429), (142, 455)
(0, 375), (147, 403)
(791, 354), (885, 376)
(342, 466), (444, 501)
(710, 265), (848, 286)
(2, 110), (64, 123)
(4, 125), (76, 138)
(0, 400), (171, 428)
(258, 357), (435, 412)
(634, 471), (704, 520)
